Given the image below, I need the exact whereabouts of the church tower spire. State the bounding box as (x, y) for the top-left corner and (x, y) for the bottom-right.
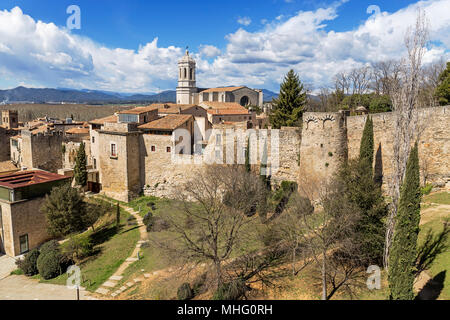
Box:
(176, 48), (197, 104)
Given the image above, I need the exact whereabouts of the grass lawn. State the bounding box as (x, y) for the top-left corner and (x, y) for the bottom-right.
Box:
(423, 191), (450, 205)
(38, 205), (140, 292)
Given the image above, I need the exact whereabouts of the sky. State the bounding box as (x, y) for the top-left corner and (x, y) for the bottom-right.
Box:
(0, 0), (449, 93)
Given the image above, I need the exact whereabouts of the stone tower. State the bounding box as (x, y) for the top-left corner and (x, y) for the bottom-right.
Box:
(298, 111), (348, 196)
(1, 110), (18, 129)
(176, 49), (197, 104)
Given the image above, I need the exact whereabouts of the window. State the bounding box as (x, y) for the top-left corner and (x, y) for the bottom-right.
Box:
(189, 68), (193, 80)
(93, 158), (97, 169)
(92, 136), (95, 143)
(151, 146), (156, 152)
(110, 143), (117, 157)
(166, 146), (171, 153)
(19, 234), (29, 254)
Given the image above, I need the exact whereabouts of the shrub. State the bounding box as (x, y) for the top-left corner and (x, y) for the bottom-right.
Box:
(421, 184), (433, 196)
(148, 216), (170, 232)
(16, 248), (40, 276)
(192, 273), (207, 296)
(39, 240), (60, 256)
(65, 235), (94, 260)
(177, 283), (194, 300)
(143, 212), (153, 226)
(212, 279), (247, 300)
(37, 250), (62, 280)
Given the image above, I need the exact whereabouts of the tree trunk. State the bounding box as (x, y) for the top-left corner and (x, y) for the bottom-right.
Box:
(321, 251), (327, 300)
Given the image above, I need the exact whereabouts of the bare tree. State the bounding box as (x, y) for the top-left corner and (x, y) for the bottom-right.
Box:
(349, 66), (373, 96)
(418, 59), (447, 108)
(292, 180), (365, 300)
(334, 72), (351, 95)
(151, 165), (266, 290)
(372, 60), (402, 95)
(384, 9), (429, 268)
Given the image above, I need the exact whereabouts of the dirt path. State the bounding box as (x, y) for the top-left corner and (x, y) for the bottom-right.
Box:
(92, 201), (148, 297)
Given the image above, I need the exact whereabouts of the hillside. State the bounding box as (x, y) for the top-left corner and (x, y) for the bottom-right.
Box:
(0, 87), (279, 104)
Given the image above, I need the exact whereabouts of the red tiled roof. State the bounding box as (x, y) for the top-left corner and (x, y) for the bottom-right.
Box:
(0, 170), (71, 189)
(66, 127), (90, 135)
(89, 115), (118, 125)
(138, 114), (192, 131)
(117, 106), (158, 115)
(201, 86), (245, 93)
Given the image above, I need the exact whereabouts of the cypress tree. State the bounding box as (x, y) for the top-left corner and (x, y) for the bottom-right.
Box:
(270, 69), (307, 129)
(359, 116), (374, 169)
(245, 137), (251, 172)
(340, 115), (387, 265)
(388, 143), (421, 300)
(116, 202), (121, 228)
(74, 142), (87, 187)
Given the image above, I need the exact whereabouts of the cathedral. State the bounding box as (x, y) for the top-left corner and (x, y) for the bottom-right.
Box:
(176, 50), (263, 107)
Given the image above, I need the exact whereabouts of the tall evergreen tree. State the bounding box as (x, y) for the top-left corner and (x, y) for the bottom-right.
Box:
(388, 142), (421, 300)
(435, 62), (450, 106)
(74, 142), (87, 187)
(245, 137), (251, 173)
(359, 116), (374, 168)
(339, 116), (387, 265)
(270, 69), (307, 129)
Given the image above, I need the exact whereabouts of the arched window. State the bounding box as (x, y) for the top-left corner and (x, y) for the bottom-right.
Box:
(184, 68), (187, 79)
(240, 96), (249, 107)
(189, 68), (193, 80)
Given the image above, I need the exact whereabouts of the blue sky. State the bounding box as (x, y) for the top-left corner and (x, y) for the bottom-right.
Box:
(0, 0), (449, 93)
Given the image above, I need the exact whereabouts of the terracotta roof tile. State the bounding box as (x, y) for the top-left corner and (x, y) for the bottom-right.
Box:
(201, 86), (245, 93)
(89, 115), (118, 125)
(0, 161), (18, 174)
(66, 127), (90, 135)
(138, 114), (192, 131)
(117, 106), (158, 115)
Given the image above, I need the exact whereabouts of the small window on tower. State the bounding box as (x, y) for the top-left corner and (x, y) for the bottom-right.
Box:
(110, 143), (117, 158)
(190, 68), (193, 80)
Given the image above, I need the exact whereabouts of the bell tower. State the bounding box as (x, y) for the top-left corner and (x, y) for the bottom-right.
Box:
(176, 48), (197, 104)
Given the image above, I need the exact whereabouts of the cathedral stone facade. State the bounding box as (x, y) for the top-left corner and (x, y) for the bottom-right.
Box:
(176, 50), (263, 107)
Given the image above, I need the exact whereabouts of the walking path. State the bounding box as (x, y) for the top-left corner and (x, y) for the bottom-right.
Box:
(94, 202), (149, 297)
(0, 255), (17, 280)
(0, 275), (95, 300)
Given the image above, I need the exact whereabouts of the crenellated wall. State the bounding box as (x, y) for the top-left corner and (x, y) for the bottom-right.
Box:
(298, 112), (348, 190)
(346, 106), (450, 188)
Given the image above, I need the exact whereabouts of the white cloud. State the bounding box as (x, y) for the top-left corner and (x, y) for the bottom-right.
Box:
(0, 1), (449, 93)
(199, 45), (221, 58)
(237, 16), (252, 26)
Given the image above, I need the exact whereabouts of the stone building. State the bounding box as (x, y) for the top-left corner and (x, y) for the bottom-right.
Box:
(1, 110), (18, 129)
(0, 170), (71, 257)
(200, 102), (257, 126)
(176, 50), (263, 107)
(10, 130), (64, 172)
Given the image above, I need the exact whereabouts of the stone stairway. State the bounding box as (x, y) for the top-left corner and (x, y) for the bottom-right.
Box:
(94, 205), (149, 297)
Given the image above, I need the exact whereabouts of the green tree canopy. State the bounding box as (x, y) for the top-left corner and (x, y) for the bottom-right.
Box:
(270, 69), (307, 129)
(42, 183), (89, 237)
(435, 61), (450, 106)
(74, 142), (87, 187)
(388, 142), (421, 300)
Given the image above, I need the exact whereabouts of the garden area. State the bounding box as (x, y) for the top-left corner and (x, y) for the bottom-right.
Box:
(13, 196), (140, 292)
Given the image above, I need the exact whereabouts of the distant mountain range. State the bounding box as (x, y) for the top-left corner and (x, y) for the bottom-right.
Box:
(0, 86), (280, 104)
